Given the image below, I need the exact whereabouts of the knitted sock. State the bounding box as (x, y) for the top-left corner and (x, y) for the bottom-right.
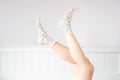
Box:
(57, 8), (76, 35)
(36, 18), (56, 48)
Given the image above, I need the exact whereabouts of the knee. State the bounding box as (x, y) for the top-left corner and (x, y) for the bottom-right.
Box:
(89, 64), (94, 72)
(85, 63), (94, 73)
(81, 63), (94, 73)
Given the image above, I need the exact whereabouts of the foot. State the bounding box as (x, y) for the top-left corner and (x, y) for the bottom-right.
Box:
(36, 18), (56, 48)
(57, 8), (77, 35)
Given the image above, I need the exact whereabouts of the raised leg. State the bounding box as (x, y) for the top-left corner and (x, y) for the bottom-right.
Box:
(51, 42), (76, 64)
(65, 34), (92, 68)
(57, 8), (94, 80)
(66, 34), (94, 80)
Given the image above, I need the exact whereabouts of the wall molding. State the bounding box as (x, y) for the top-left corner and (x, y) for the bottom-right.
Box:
(0, 45), (120, 53)
(0, 44), (120, 80)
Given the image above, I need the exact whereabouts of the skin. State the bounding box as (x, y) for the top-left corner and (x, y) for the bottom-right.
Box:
(51, 33), (94, 80)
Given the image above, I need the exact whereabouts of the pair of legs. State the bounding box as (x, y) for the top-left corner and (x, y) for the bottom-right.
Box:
(36, 8), (94, 80)
(51, 34), (94, 80)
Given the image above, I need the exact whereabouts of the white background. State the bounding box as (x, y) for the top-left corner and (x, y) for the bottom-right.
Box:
(0, 0), (120, 48)
(0, 0), (120, 80)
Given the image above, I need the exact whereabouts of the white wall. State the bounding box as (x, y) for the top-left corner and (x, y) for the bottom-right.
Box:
(0, 0), (120, 48)
(0, 46), (120, 80)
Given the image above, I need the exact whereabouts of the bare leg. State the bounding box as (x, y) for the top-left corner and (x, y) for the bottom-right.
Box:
(65, 33), (94, 80)
(51, 34), (94, 80)
(57, 8), (94, 80)
(65, 34), (92, 68)
(51, 42), (76, 64)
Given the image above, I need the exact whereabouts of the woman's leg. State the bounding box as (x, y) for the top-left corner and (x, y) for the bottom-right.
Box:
(65, 34), (93, 68)
(66, 34), (94, 80)
(58, 8), (94, 80)
(51, 42), (76, 64)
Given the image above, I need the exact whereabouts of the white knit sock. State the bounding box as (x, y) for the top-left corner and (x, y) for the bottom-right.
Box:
(57, 8), (76, 35)
(36, 18), (56, 48)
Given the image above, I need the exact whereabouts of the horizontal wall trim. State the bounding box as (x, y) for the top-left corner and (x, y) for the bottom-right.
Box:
(0, 45), (120, 53)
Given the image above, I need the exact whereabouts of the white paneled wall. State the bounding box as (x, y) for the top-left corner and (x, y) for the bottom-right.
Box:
(0, 45), (120, 80)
